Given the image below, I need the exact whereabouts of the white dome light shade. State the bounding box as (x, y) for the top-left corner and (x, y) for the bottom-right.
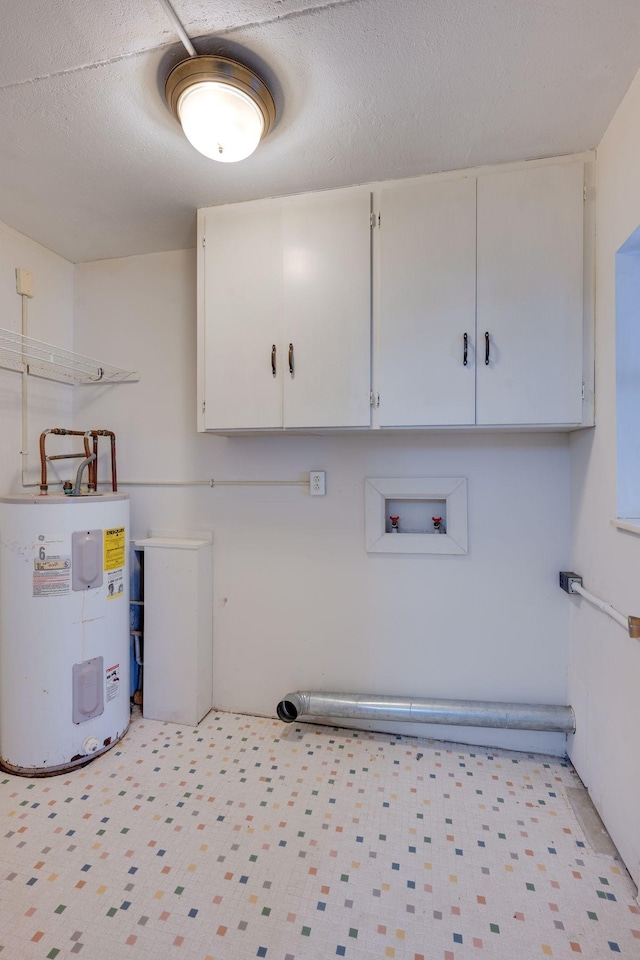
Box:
(165, 56), (276, 164)
(178, 82), (264, 162)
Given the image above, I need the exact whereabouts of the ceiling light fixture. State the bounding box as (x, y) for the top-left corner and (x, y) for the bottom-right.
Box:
(165, 55), (276, 163)
(157, 0), (275, 163)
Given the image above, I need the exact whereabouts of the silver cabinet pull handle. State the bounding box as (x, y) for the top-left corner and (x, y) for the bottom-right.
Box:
(288, 343), (294, 377)
(484, 331), (490, 366)
(463, 332), (468, 367)
(271, 344), (276, 377)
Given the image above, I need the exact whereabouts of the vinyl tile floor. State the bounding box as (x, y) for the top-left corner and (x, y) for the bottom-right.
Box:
(0, 709), (638, 960)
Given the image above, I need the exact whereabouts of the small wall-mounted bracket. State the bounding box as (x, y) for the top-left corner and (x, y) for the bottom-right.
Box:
(16, 268), (34, 298)
(559, 571), (583, 593)
(628, 616), (640, 639)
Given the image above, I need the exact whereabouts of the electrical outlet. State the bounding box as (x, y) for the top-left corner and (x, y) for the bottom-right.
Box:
(559, 571), (583, 594)
(310, 471), (326, 496)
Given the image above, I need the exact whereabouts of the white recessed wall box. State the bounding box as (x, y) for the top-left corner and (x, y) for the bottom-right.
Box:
(365, 477), (468, 555)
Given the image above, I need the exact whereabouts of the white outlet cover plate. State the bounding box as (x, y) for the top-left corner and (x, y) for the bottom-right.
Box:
(310, 471), (326, 496)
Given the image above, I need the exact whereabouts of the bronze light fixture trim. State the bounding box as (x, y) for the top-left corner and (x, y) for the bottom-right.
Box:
(165, 55), (276, 162)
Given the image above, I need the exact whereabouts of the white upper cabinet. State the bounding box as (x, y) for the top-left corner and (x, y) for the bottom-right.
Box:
(201, 198), (284, 430)
(198, 157), (590, 432)
(377, 177), (477, 426)
(199, 187), (371, 431)
(476, 163), (584, 425)
(281, 188), (372, 428)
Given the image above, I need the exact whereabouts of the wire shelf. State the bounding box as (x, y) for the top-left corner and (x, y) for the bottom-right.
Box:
(0, 327), (138, 385)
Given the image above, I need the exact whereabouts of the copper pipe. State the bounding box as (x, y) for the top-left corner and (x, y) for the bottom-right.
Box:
(46, 453), (90, 461)
(38, 428), (118, 495)
(109, 433), (117, 491)
(90, 429), (118, 492)
(39, 431), (48, 492)
(91, 434), (98, 492)
(39, 429), (93, 494)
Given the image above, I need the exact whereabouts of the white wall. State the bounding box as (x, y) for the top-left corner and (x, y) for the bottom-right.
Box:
(568, 66), (640, 888)
(0, 222), (74, 496)
(74, 249), (572, 755)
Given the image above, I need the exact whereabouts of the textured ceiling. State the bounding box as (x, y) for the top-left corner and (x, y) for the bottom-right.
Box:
(0, 0), (639, 263)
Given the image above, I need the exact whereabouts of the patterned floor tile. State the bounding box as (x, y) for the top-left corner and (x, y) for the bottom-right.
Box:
(0, 710), (637, 959)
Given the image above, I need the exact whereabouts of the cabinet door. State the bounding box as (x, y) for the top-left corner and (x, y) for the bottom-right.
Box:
(377, 177), (477, 426)
(202, 200), (284, 430)
(282, 188), (372, 428)
(476, 164), (584, 425)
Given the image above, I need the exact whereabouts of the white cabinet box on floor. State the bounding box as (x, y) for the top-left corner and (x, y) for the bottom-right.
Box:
(0, 493), (130, 775)
(135, 532), (213, 726)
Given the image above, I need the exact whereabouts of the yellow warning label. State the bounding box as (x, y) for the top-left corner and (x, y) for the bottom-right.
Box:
(104, 527), (125, 571)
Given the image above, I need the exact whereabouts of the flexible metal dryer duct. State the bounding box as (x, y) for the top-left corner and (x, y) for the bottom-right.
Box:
(276, 692), (575, 734)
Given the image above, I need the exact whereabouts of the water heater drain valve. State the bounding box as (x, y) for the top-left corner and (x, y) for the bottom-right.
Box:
(82, 736), (100, 755)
